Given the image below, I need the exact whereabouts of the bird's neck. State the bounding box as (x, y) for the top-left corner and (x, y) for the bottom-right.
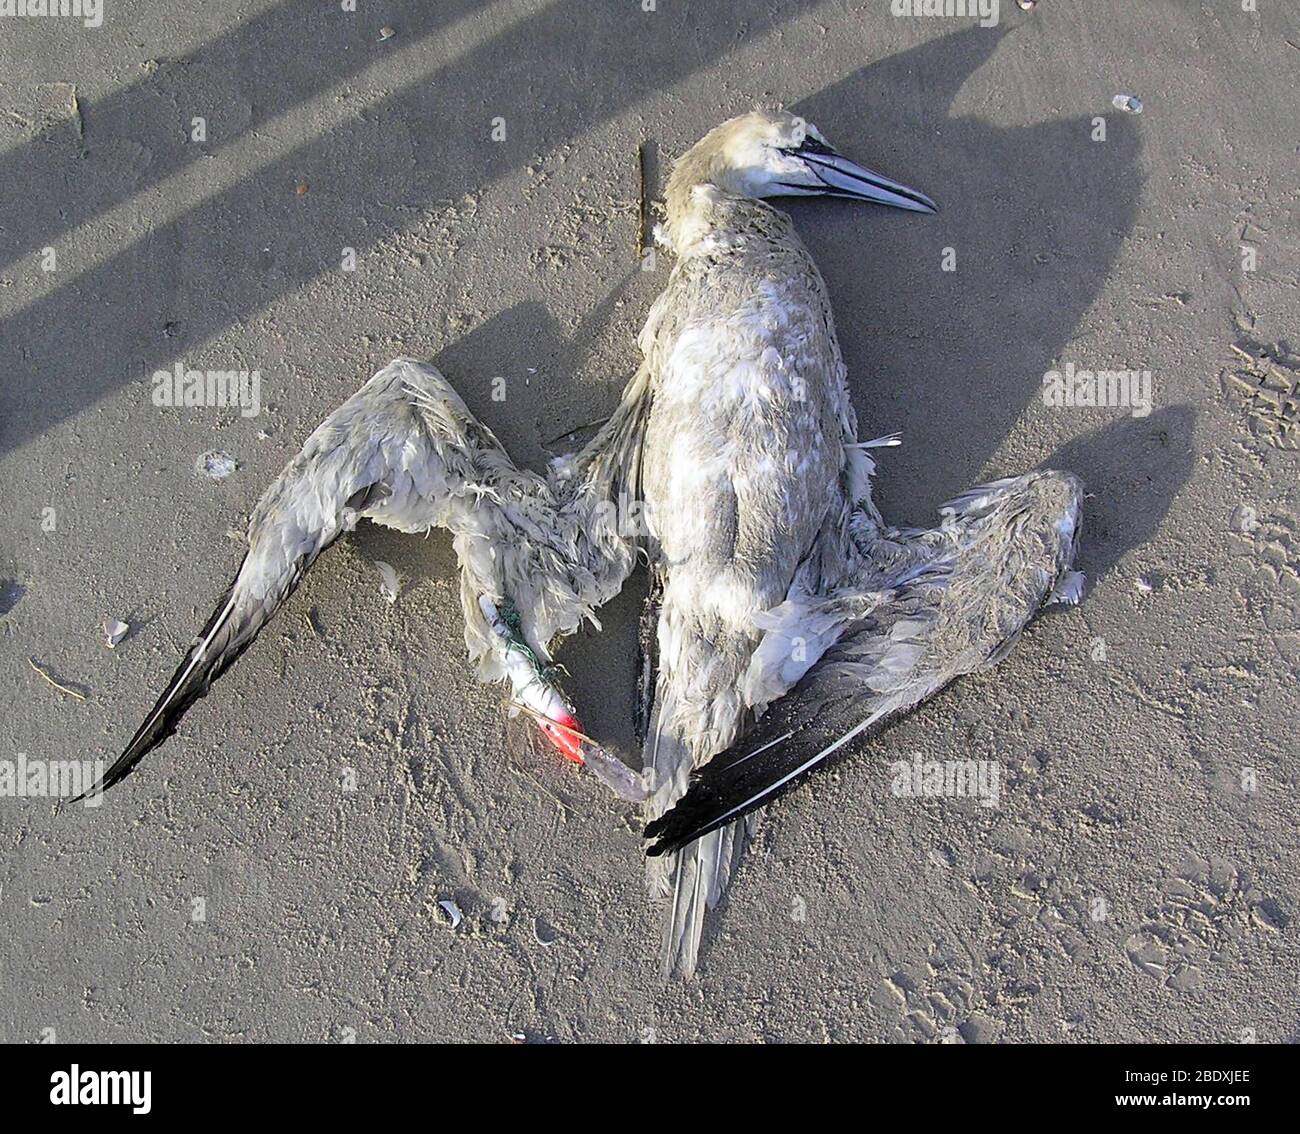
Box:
(662, 143), (722, 254)
(661, 180), (780, 259)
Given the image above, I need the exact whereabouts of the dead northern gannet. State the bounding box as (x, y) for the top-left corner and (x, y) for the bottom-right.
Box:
(631, 111), (1083, 977)
(82, 359), (651, 803)
(84, 110), (1082, 988)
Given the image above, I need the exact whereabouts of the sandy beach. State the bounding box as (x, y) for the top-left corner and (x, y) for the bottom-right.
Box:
(1, 0), (1296, 1042)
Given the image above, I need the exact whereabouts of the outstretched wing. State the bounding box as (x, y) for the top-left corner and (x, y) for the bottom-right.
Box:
(83, 358), (646, 799)
(93, 481), (388, 797)
(646, 470), (1084, 855)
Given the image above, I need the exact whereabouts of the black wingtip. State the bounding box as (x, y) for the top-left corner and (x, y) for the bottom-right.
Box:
(643, 814), (679, 857)
(66, 752), (135, 804)
(643, 792), (720, 858)
(66, 714), (182, 805)
(645, 812), (722, 857)
(644, 831), (689, 858)
(82, 576), (250, 802)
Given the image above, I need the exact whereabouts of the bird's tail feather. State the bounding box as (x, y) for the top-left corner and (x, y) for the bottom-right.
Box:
(650, 710), (745, 978)
(643, 635), (750, 979)
(658, 823), (744, 979)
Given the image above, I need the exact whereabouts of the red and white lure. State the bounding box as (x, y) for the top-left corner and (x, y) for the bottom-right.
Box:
(479, 596), (647, 802)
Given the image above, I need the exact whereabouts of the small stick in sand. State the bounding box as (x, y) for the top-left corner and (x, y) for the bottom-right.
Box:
(28, 656), (88, 700)
(637, 139), (651, 256)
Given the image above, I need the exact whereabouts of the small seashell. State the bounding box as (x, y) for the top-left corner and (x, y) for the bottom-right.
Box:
(378, 25), (396, 42)
(438, 899), (462, 928)
(1134, 576), (1154, 594)
(374, 560), (401, 604)
(533, 917), (557, 946)
(195, 450), (237, 480)
(1112, 94), (1143, 114)
(102, 619), (129, 648)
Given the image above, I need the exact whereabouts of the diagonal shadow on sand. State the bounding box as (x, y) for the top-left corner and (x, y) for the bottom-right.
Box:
(790, 25), (1151, 525)
(0, 0), (816, 458)
(0, 0), (491, 276)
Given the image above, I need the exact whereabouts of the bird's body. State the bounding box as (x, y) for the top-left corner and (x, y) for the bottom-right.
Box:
(628, 111), (958, 974)
(642, 201), (849, 759)
(636, 151), (879, 974)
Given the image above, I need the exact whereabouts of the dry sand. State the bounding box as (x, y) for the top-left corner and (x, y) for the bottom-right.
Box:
(0, 0), (1296, 1042)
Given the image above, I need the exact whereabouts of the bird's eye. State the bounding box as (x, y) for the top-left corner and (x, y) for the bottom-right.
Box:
(780, 135), (838, 158)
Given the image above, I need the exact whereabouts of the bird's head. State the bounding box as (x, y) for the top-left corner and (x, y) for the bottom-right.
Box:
(668, 109), (937, 214)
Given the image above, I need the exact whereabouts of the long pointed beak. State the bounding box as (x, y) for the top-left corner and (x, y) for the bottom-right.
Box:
(797, 146), (937, 214)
